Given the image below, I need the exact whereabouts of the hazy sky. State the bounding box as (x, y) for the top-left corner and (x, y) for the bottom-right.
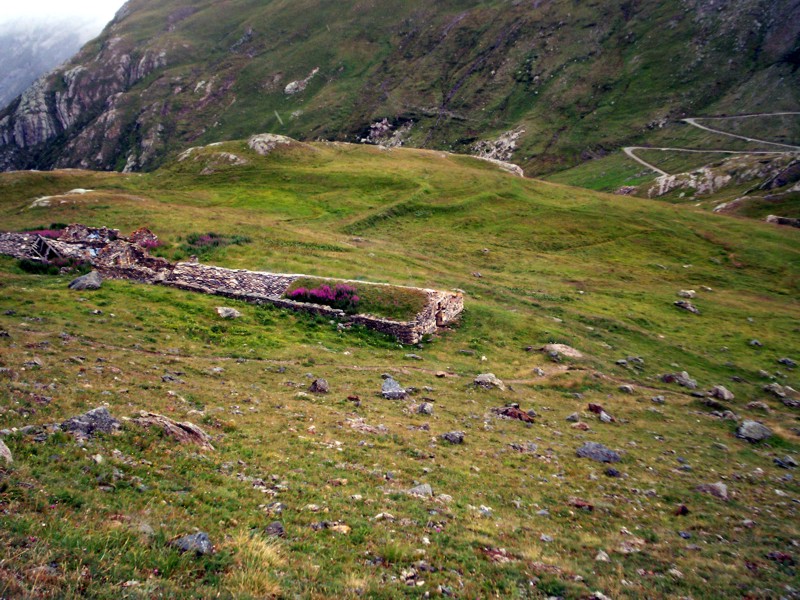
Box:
(0, 0), (127, 24)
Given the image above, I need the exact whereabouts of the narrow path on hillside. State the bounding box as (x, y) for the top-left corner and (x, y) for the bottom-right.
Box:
(622, 112), (800, 176)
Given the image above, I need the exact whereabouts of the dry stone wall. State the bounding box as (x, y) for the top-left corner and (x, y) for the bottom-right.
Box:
(0, 225), (464, 344)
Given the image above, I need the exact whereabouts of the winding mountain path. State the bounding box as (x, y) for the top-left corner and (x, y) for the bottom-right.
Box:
(623, 112), (800, 176)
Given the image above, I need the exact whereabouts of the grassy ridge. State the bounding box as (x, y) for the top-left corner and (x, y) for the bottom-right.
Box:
(0, 141), (798, 598)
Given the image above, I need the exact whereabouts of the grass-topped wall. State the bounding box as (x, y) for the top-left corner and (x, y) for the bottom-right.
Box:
(285, 277), (429, 322)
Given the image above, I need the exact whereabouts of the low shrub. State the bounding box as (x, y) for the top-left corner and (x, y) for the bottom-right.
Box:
(182, 232), (251, 255)
(18, 257), (91, 276)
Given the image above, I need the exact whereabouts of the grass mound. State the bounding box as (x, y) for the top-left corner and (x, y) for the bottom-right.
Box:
(286, 277), (428, 321)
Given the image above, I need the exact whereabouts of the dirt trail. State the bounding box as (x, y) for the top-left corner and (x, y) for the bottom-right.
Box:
(623, 112), (800, 176)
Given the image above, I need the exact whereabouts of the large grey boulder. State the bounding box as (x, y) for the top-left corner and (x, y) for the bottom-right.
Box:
(576, 442), (620, 463)
(61, 407), (120, 437)
(736, 420), (773, 443)
(68, 271), (103, 291)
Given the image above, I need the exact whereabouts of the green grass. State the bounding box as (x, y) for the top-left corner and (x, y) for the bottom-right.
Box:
(287, 277), (429, 321)
(0, 140), (798, 598)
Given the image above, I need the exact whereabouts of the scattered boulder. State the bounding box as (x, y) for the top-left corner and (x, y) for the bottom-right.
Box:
(68, 271), (103, 291)
(774, 456), (798, 469)
(132, 412), (214, 450)
(265, 522), (286, 538)
(677, 290), (696, 299)
(710, 386), (735, 401)
(736, 420), (773, 443)
(778, 357), (797, 368)
(216, 307), (242, 319)
(406, 483), (434, 497)
(61, 407), (120, 438)
(381, 377), (407, 400)
(170, 532), (213, 555)
(440, 431), (465, 444)
(661, 371), (698, 389)
(491, 405), (535, 423)
(576, 442), (620, 463)
(474, 373), (506, 390)
(541, 344), (583, 359)
(417, 402), (434, 415)
(0, 439), (12, 464)
(745, 401), (770, 411)
(749, 339), (763, 347)
(619, 384), (634, 394)
(696, 482), (729, 501)
(566, 412), (580, 422)
(674, 300), (700, 314)
(309, 378), (329, 394)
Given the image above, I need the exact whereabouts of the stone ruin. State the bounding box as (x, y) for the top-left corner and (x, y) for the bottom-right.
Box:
(0, 224), (464, 344)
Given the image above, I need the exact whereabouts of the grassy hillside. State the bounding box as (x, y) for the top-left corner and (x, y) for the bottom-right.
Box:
(1, 0), (798, 175)
(0, 141), (798, 598)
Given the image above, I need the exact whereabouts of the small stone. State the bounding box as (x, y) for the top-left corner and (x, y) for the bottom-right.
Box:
(651, 396), (665, 404)
(474, 373), (506, 390)
(533, 367), (546, 377)
(406, 483), (433, 497)
(576, 442), (620, 463)
(661, 371), (697, 389)
(605, 468), (621, 478)
(265, 522), (286, 538)
(778, 357), (797, 368)
(539, 534), (554, 543)
(736, 420), (773, 443)
(61, 407), (120, 437)
(674, 300), (700, 314)
(566, 412), (580, 422)
(216, 307), (242, 319)
(710, 385), (734, 401)
(746, 401), (770, 411)
(405, 354), (423, 361)
(440, 431), (465, 445)
(0, 439), (12, 464)
(677, 290), (696, 299)
(696, 481), (729, 501)
(618, 384), (634, 394)
(417, 402), (434, 415)
(668, 568), (684, 579)
(599, 411), (614, 423)
(68, 271), (103, 291)
(540, 344), (583, 359)
(774, 456), (798, 469)
(171, 532), (213, 555)
(435, 371), (447, 378)
(749, 339), (763, 347)
(594, 551), (610, 562)
(309, 378), (329, 394)
(381, 377), (407, 400)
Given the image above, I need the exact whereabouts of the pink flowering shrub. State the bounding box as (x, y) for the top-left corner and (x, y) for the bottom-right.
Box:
(288, 283), (360, 313)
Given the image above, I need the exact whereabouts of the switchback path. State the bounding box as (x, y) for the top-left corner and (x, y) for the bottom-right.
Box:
(623, 112), (800, 176)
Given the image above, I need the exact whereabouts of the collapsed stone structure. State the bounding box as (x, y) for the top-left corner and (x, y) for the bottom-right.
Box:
(0, 224), (463, 343)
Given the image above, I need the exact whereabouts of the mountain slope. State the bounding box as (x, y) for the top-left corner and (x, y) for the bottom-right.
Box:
(0, 0), (798, 174)
(0, 139), (798, 598)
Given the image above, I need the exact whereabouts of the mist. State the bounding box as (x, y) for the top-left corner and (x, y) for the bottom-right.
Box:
(0, 0), (127, 26)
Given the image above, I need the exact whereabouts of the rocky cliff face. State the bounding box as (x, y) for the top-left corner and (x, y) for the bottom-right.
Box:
(0, 16), (113, 111)
(0, 0), (798, 174)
